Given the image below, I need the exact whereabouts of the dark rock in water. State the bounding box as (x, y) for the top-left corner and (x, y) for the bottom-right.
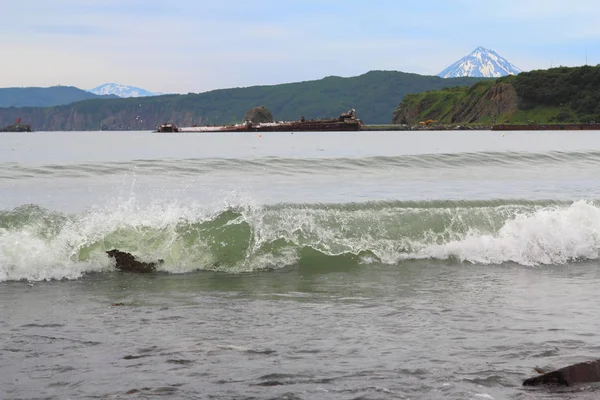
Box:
(243, 106), (274, 124)
(256, 381), (285, 387)
(106, 249), (163, 273)
(523, 359), (600, 387)
(1, 123), (32, 132)
(123, 354), (151, 360)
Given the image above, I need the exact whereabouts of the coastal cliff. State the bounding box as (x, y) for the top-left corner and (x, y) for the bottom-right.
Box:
(393, 65), (600, 125)
(393, 81), (518, 125)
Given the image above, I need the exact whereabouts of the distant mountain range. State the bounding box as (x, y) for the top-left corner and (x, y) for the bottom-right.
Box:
(0, 86), (116, 108)
(0, 71), (484, 130)
(88, 83), (162, 98)
(438, 47), (522, 78)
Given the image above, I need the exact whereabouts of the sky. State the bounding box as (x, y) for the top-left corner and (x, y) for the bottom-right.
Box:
(1, 0), (599, 94)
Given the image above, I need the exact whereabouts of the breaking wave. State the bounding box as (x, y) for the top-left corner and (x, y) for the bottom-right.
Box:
(2, 199), (600, 282)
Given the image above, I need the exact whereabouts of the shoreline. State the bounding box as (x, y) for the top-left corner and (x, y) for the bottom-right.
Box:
(363, 123), (600, 131)
(6, 123), (600, 133)
(362, 124), (488, 131)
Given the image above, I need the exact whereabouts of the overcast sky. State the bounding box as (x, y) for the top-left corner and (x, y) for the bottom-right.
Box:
(1, 0), (598, 93)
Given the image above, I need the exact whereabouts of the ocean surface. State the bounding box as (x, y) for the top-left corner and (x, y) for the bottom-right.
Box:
(2, 130), (600, 399)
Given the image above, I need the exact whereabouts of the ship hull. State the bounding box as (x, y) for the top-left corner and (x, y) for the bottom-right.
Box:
(171, 120), (361, 133)
(157, 109), (362, 133)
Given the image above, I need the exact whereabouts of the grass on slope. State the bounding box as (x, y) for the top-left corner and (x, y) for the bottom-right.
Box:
(395, 80), (495, 124)
(396, 65), (600, 125)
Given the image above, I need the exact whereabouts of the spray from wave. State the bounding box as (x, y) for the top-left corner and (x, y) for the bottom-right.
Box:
(1, 199), (599, 282)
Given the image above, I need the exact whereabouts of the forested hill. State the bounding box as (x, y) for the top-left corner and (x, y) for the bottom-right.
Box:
(0, 86), (116, 108)
(0, 72), (482, 130)
(393, 65), (600, 125)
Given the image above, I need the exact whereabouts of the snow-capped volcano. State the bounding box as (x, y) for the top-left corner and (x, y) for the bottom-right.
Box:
(88, 83), (161, 98)
(438, 47), (522, 78)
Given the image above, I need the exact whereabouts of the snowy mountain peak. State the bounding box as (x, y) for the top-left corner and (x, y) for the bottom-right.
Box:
(88, 83), (161, 98)
(438, 47), (522, 78)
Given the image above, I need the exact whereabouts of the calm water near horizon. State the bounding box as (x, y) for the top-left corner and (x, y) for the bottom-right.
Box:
(2, 130), (600, 399)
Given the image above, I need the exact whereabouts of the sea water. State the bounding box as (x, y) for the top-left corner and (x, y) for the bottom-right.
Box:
(2, 130), (600, 399)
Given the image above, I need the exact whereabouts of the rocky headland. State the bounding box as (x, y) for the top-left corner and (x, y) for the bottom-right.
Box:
(393, 65), (600, 126)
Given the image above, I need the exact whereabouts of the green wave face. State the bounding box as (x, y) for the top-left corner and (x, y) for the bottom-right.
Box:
(1, 199), (599, 281)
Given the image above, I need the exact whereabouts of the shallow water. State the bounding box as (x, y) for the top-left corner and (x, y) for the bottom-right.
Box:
(2, 130), (600, 399)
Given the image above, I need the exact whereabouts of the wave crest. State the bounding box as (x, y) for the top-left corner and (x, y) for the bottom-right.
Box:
(1, 199), (598, 281)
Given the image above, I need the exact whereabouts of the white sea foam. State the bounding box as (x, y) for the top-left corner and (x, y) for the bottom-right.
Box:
(413, 200), (600, 266)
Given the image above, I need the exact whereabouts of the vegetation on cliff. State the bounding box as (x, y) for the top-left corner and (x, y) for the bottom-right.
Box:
(513, 65), (600, 122)
(393, 65), (600, 125)
(0, 72), (481, 130)
(0, 86), (116, 108)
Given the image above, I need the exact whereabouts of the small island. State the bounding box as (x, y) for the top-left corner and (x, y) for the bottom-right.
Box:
(1, 119), (32, 132)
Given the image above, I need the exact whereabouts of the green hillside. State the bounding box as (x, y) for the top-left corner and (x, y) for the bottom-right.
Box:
(0, 72), (482, 130)
(0, 86), (116, 108)
(393, 65), (600, 125)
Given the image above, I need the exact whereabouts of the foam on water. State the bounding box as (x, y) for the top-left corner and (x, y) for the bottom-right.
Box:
(417, 200), (600, 266)
(1, 199), (600, 282)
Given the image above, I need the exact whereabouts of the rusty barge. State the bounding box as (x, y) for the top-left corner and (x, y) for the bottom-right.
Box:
(157, 109), (361, 133)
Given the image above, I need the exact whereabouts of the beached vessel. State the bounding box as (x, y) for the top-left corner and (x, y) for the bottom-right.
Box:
(157, 109), (361, 133)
